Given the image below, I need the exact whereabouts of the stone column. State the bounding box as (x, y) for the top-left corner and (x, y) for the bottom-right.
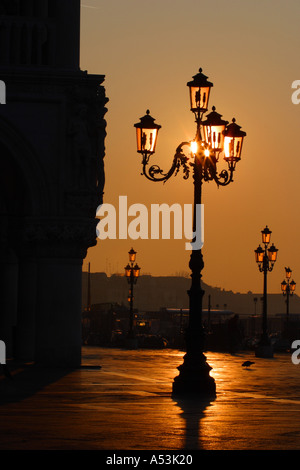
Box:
(15, 256), (37, 362)
(35, 257), (83, 367)
(23, 217), (98, 367)
(0, 245), (18, 359)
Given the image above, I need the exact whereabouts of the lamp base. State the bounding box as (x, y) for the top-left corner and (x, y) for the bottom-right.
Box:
(172, 352), (216, 398)
(255, 334), (274, 358)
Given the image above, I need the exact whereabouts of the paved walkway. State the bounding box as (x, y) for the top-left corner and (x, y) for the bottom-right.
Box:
(0, 347), (300, 451)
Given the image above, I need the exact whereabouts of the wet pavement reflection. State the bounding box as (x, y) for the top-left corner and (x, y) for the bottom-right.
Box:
(1, 346), (300, 449)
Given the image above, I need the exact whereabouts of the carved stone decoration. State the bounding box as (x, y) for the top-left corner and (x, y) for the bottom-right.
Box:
(68, 103), (95, 189)
(22, 217), (99, 259)
(64, 189), (102, 218)
(66, 79), (108, 201)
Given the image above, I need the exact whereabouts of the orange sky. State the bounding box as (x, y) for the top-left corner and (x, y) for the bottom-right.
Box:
(80, 0), (300, 294)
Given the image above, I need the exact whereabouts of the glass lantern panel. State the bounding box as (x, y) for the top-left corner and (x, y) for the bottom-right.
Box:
(190, 86), (210, 111)
(262, 229), (271, 245)
(136, 128), (158, 154)
(133, 266), (140, 278)
(224, 136), (243, 160)
(290, 281), (296, 291)
(255, 252), (264, 263)
(268, 249), (277, 262)
(255, 246), (264, 263)
(204, 124), (225, 150)
(125, 265), (131, 277)
(281, 281), (287, 292)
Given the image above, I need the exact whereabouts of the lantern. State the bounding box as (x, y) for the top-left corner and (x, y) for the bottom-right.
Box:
(285, 267), (292, 279)
(268, 244), (278, 263)
(261, 226), (272, 245)
(290, 280), (296, 292)
(223, 118), (246, 162)
(255, 245), (264, 263)
(128, 248), (137, 263)
(134, 110), (161, 155)
(281, 280), (287, 292)
(201, 106), (228, 152)
(124, 263), (132, 278)
(187, 68), (213, 115)
(133, 264), (141, 278)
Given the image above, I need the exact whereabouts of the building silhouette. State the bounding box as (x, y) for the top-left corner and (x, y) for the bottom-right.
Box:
(0, 0), (108, 366)
(82, 272), (300, 316)
(82, 272), (300, 350)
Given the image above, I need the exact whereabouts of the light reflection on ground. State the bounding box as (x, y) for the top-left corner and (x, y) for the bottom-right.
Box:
(1, 346), (300, 449)
(79, 347), (300, 450)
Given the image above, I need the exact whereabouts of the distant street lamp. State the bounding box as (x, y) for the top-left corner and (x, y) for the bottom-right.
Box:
(281, 267), (296, 324)
(254, 226), (278, 357)
(134, 68), (246, 397)
(124, 248), (141, 344)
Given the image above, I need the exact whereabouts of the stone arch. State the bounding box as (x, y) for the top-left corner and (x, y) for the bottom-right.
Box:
(0, 115), (51, 361)
(0, 115), (51, 217)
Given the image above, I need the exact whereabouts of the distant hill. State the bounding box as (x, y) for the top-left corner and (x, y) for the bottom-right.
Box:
(82, 272), (300, 316)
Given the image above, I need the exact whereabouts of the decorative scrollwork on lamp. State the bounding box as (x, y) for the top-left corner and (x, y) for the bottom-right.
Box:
(133, 67), (247, 396)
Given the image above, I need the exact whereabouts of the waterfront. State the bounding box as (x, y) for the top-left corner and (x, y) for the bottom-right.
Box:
(1, 346), (300, 450)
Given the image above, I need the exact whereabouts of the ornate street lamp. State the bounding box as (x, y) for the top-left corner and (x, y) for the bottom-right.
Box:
(281, 267), (296, 324)
(124, 248), (141, 346)
(134, 67), (246, 397)
(128, 247), (137, 263)
(187, 68), (213, 120)
(134, 111), (161, 158)
(254, 226), (278, 357)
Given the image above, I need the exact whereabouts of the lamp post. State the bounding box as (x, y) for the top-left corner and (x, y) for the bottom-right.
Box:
(281, 267), (296, 325)
(124, 248), (141, 348)
(134, 68), (246, 397)
(254, 226), (278, 358)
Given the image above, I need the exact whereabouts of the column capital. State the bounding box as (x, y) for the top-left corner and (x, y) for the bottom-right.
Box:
(19, 216), (98, 259)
